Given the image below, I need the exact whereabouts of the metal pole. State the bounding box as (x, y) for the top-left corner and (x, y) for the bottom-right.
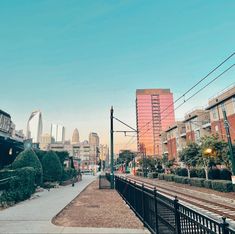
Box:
(222, 110), (235, 176)
(110, 106), (114, 189)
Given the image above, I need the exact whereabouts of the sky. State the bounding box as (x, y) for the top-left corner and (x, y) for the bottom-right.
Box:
(0, 0), (235, 152)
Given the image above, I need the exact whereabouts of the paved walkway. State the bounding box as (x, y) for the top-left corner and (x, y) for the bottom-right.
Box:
(0, 175), (148, 234)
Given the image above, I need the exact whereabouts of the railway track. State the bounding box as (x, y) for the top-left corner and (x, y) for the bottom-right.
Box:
(122, 175), (235, 223)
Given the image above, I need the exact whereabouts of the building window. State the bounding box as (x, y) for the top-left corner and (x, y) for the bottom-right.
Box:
(212, 107), (218, 120)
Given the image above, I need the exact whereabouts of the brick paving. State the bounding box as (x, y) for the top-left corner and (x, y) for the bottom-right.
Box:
(53, 179), (145, 229)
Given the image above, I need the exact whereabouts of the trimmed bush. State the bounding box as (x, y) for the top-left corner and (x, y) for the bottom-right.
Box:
(189, 178), (205, 187)
(34, 150), (47, 164)
(0, 167), (36, 205)
(147, 172), (158, 178)
(158, 173), (164, 180)
(61, 168), (78, 181)
(12, 149), (42, 186)
(174, 176), (188, 184)
(189, 169), (198, 178)
(208, 168), (220, 180)
(55, 151), (69, 168)
(211, 180), (233, 192)
(175, 168), (188, 177)
(220, 169), (232, 181)
(163, 174), (175, 182)
(42, 151), (62, 182)
(195, 168), (206, 178)
(203, 180), (212, 189)
(0, 170), (15, 180)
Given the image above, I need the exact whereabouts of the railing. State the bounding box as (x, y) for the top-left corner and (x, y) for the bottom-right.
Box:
(115, 176), (235, 234)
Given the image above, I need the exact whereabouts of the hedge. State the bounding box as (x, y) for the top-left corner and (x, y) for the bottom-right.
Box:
(175, 168), (188, 177)
(174, 176), (188, 184)
(0, 170), (15, 180)
(189, 178), (205, 187)
(220, 169), (232, 180)
(208, 168), (220, 180)
(0, 167), (36, 206)
(147, 172), (158, 178)
(163, 174), (175, 182)
(12, 149), (43, 186)
(42, 151), (62, 182)
(61, 168), (78, 181)
(158, 173), (164, 180)
(211, 180), (233, 192)
(203, 180), (212, 189)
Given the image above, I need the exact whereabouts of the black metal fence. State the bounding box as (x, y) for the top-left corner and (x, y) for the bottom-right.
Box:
(99, 174), (111, 189)
(115, 176), (235, 234)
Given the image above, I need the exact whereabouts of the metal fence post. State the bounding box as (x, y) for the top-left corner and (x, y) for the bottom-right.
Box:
(174, 196), (181, 234)
(154, 187), (159, 234)
(221, 217), (229, 234)
(142, 183), (145, 225)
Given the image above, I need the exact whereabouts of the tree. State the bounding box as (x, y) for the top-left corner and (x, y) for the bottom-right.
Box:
(161, 153), (175, 169)
(139, 156), (159, 172)
(179, 142), (200, 178)
(117, 150), (135, 166)
(198, 135), (230, 180)
(12, 149), (43, 186)
(41, 151), (62, 182)
(55, 151), (69, 168)
(34, 149), (47, 164)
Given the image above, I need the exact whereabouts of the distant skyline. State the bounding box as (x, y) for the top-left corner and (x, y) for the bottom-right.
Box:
(1, 1), (235, 151)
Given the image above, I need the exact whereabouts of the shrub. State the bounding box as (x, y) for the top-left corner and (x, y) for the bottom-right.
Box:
(204, 180), (212, 189)
(12, 149), (42, 186)
(189, 178), (205, 187)
(42, 151), (62, 182)
(147, 172), (158, 178)
(0, 170), (15, 180)
(163, 174), (175, 182)
(195, 168), (206, 178)
(61, 168), (78, 181)
(158, 173), (164, 180)
(220, 169), (232, 181)
(55, 151), (69, 168)
(34, 150), (47, 164)
(174, 176), (188, 184)
(189, 169), (198, 178)
(175, 168), (188, 177)
(0, 167), (36, 205)
(208, 168), (220, 180)
(211, 180), (233, 192)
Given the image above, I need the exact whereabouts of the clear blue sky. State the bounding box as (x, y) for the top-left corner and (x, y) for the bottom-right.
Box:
(0, 0), (235, 150)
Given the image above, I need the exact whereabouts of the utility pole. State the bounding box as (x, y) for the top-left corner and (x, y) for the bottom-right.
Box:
(222, 110), (235, 179)
(110, 106), (114, 189)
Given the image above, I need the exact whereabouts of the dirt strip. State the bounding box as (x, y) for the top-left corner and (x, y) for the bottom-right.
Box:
(53, 179), (144, 229)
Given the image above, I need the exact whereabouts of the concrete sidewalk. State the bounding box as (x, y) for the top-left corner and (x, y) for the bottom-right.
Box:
(0, 175), (149, 234)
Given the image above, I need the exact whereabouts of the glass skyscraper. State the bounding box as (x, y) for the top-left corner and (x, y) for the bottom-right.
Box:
(50, 124), (65, 143)
(136, 89), (175, 156)
(26, 110), (43, 143)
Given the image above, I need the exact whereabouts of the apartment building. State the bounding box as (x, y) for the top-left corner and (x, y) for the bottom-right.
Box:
(183, 108), (211, 144)
(206, 84), (235, 143)
(161, 121), (186, 161)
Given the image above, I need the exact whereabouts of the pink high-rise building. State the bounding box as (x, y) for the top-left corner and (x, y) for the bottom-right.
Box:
(136, 89), (175, 157)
